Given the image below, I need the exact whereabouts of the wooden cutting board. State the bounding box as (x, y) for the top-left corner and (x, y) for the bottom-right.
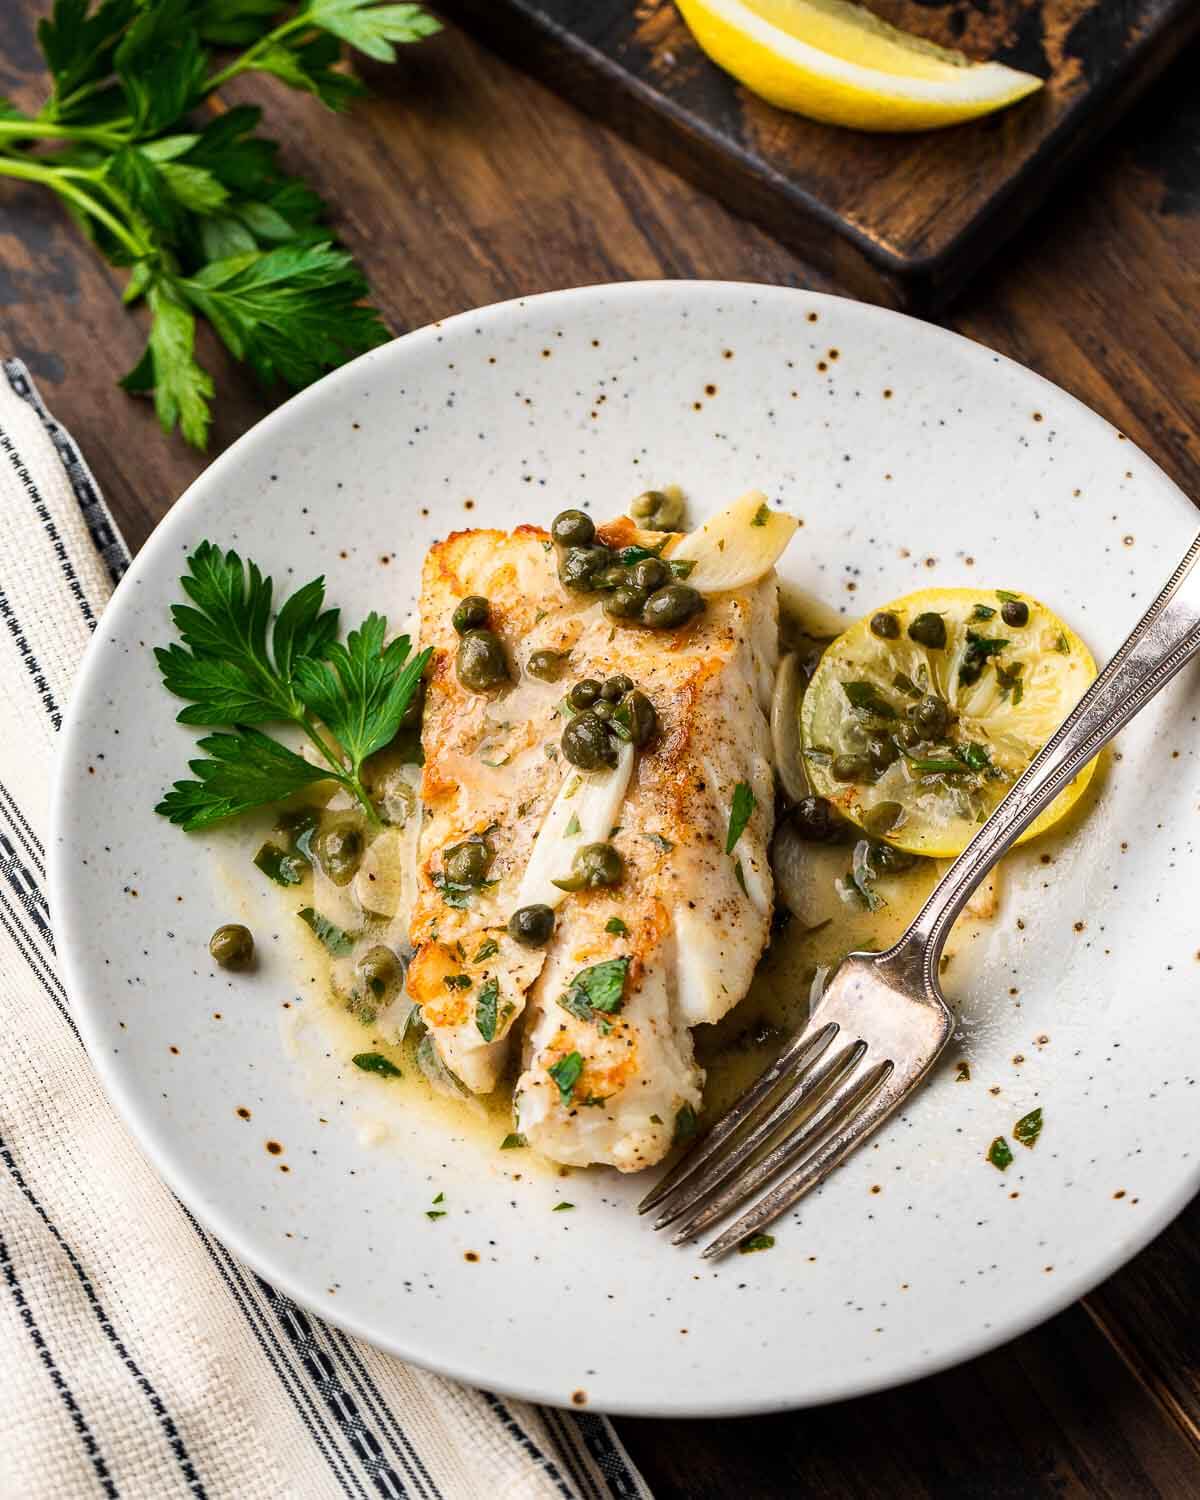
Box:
(437, 0), (1200, 311)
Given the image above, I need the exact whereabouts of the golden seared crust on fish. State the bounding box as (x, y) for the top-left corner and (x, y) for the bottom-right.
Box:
(410, 514), (778, 1168)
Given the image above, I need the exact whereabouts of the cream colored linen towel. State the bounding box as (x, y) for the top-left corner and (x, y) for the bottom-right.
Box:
(0, 358), (652, 1500)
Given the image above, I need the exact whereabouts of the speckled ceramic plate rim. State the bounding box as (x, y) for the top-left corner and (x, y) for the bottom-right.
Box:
(49, 281), (1200, 1416)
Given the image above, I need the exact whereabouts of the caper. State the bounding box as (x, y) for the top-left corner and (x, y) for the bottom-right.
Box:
(562, 710), (619, 770)
(908, 612), (947, 649)
(527, 648), (568, 683)
(870, 611), (900, 640)
(789, 795), (844, 843)
(602, 674), (634, 701)
(442, 836), (492, 886)
(456, 629), (509, 692)
(551, 509), (595, 547)
(1001, 598), (1029, 627)
(871, 839), (919, 874)
(356, 944), (402, 1000)
(315, 822), (363, 886)
(630, 557), (669, 591)
(558, 544), (611, 592)
(452, 595), (489, 634)
(592, 699), (615, 721)
(910, 693), (950, 740)
(866, 735), (899, 773)
(210, 923), (254, 971)
(555, 842), (623, 891)
(642, 582), (704, 629)
(603, 584), (648, 620)
(629, 489), (685, 531)
(507, 904), (556, 947)
(593, 563), (630, 590)
(831, 753), (872, 783)
(568, 678), (602, 710)
(862, 802), (903, 838)
(618, 689), (657, 746)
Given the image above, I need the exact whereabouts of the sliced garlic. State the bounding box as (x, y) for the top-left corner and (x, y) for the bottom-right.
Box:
(354, 826), (415, 918)
(770, 652), (808, 802)
(666, 490), (799, 594)
(514, 740), (635, 912)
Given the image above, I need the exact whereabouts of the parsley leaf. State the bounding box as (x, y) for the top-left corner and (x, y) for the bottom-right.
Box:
(155, 728), (328, 828)
(673, 1103), (698, 1143)
(604, 916), (629, 936)
(562, 958), (629, 1017)
(842, 681), (897, 719)
(500, 1132), (527, 1150)
(987, 1136), (1014, 1170)
(154, 542), (428, 829)
(475, 979), (500, 1042)
(739, 1233), (775, 1253)
(294, 614), (431, 776)
(472, 938), (499, 963)
(548, 1051), (583, 1106)
(1014, 1107), (1043, 1148)
(959, 631), (1010, 688)
(352, 1051), (401, 1078)
(298, 905), (355, 954)
(726, 781), (756, 854)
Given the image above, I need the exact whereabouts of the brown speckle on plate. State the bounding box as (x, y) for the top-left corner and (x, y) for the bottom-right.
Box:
(705, 384), (717, 397)
(266, 1140), (284, 1156)
(464, 1251), (479, 1263)
(236, 1106), (251, 1120)
(806, 311), (818, 323)
(1032, 412), (1043, 422)
(1113, 1189), (1126, 1199)
(571, 1389), (588, 1406)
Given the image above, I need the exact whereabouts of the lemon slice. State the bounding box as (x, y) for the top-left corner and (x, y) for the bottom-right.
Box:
(675, 0), (1043, 131)
(800, 587), (1097, 857)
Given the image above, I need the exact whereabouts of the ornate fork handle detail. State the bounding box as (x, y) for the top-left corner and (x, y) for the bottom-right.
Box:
(887, 531), (1200, 994)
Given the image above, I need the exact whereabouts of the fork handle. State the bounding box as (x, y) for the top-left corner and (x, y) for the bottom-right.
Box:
(884, 531), (1200, 992)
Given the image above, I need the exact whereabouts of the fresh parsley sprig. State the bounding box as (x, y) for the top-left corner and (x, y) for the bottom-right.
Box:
(155, 541), (430, 829)
(3, 1), (440, 446)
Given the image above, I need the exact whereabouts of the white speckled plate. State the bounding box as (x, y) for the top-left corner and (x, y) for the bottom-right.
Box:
(51, 282), (1200, 1416)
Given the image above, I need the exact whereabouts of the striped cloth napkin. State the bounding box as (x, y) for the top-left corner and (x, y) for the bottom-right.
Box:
(0, 359), (652, 1500)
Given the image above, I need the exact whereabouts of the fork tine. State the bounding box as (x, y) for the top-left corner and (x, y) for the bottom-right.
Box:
(651, 1037), (865, 1231)
(636, 1020), (839, 1214)
(699, 1065), (898, 1259)
(672, 1058), (892, 1246)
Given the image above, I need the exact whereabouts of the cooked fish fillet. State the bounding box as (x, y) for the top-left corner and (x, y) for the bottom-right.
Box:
(409, 515), (778, 1169)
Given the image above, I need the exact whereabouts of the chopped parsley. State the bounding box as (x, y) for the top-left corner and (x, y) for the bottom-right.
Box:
(426, 1210), (447, 1220)
(669, 559), (696, 579)
(431, 873), (495, 909)
(298, 906), (354, 955)
(1055, 633), (1070, 655)
(500, 1132), (527, 1150)
(475, 978), (501, 1042)
(842, 680), (896, 719)
(958, 631), (1010, 688)
(971, 603), (997, 621)
(605, 916), (629, 936)
(552, 1201), (574, 1212)
(1014, 1107), (1043, 1148)
(673, 1103), (698, 1144)
(548, 1051), (584, 1105)
(734, 858), (748, 895)
(725, 781), (756, 855)
(995, 660), (1024, 705)
(645, 832), (674, 852)
(472, 938), (499, 963)
(739, 1233), (775, 1253)
(443, 973), (471, 991)
(564, 812), (581, 837)
(254, 841), (307, 887)
(352, 1052), (401, 1079)
(892, 671), (922, 698)
(987, 1136), (1014, 1170)
(751, 502), (771, 526)
(558, 958), (629, 1029)
(996, 590), (1021, 603)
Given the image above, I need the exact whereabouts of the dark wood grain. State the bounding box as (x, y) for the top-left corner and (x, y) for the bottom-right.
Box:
(2, 5), (1199, 1494)
(438, 0), (1200, 310)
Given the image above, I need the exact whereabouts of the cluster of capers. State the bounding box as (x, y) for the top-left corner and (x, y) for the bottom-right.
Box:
(550, 509), (704, 630)
(871, 608), (948, 650)
(561, 674), (657, 770)
(832, 680), (956, 788)
(784, 795), (915, 868)
(452, 594), (510, 693)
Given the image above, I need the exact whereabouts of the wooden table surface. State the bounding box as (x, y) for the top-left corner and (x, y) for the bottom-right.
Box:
(4, 7), (1199, 1495)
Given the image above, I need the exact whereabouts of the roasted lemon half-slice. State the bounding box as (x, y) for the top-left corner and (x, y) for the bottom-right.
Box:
(800, 587), (1097, 857)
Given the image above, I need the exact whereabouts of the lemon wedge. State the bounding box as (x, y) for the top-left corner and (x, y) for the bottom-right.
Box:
(800, 587), (1097, 857)
(675, 0), (1043, 131)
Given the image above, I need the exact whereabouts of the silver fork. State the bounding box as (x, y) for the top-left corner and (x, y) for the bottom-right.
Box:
(641, 531), (1200, 1258)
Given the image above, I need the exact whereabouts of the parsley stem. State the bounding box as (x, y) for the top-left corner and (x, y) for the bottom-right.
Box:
(0, 118), (128, 149)
(295, 717), (382, 829)
(0, 157), (145, 258)
(203, 12), (318, 95)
